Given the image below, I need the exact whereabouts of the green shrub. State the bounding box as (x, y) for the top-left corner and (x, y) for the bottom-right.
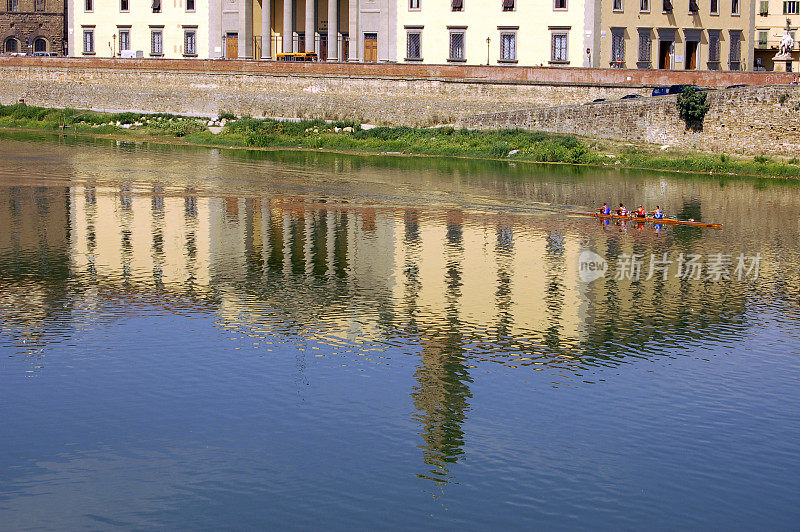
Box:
(677, 86), (710, 130)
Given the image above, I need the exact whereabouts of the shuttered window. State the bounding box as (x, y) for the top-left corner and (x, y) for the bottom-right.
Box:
(729, 30), (742, 70)
(406, 32), (421, 59)
(82, 30), (94, 54)
(500, 32), (516, 60)
(551, 33), (568, 62)
(449, 32), (465, 60)
(119, 29), (130, 51)
(151, 30), (163, 55)
(611, 28), (625, 66)
(708, 29), (720, 64)
(184, 30), (197, 56)
(637, 29), (651, 66)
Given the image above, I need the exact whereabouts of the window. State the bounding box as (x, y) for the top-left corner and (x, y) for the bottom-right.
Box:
(451, 0), (463, 10)
(731, 0), (739, 13)
(785, 0), (799, 13)
(554, 0), (567, 9)
(82, 29), (94, 54)
(611, 28), (625, 66)
(120, 0), (128, 10)
(502, 0), (514, 10)
(500, 31), (516, 61)
(448, 31), (465, 61)
(152, 0), (161, 13)
(7, 0), (18, 10)
(708, 29), (720, 66)
(4, 38), (18, 53)
(689, 0), (699, 12)
(84, 0), (92, 11)
(151, 29), (163, 56)
(758, 29), (768, 47)
(186, 0), (195, 10)
(640, 0), (650, 11)
(637, 28), (652, 67)
(119, 29), (130, 51)
(406, 31), (421, 60)
(613, 0), (623, 9)
(409, 0), (420, 8)
(34, 38), (47, 52)
(710, 0), (718, 12)
(759, 0), (769, 13)
(34, 0), (44, 11)
(729, 30), (742, 70)
(184, 29), (197, 56)
(663, 0), (673, 11)
(551, 32), (568, 62)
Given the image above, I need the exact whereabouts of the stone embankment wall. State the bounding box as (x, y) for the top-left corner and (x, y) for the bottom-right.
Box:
(458, 85), (800, 157)
(0, 57), (796, 127)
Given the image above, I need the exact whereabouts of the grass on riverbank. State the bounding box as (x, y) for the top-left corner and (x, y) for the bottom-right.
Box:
(2, 103), (800, 179)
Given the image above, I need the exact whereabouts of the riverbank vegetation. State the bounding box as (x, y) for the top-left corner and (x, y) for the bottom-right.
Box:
(1, 102), (799, 179)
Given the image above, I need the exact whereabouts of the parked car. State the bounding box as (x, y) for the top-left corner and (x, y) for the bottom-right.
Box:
(33, 51), (58, 57)
(621, 94), (643, 99)
(651, 84), (698, 96)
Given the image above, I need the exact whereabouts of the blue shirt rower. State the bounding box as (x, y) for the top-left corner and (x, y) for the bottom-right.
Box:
(649, 205), (664, 219)
(597, 202), (611, 215)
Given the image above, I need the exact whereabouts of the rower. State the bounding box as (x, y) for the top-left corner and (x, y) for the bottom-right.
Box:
(649, 205), (664, 219)
(597, 202), (611, 215)
(615, 203), (627, 216)
(634, 205), (646, 218)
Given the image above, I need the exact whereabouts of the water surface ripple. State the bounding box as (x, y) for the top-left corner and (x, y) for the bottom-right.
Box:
(1, 134), (799, 529)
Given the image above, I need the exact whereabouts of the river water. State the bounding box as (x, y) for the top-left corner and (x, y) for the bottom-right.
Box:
(1, 132), (799, 529)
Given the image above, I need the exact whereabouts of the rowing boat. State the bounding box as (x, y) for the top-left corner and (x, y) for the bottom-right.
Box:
(564, 211), (722, 229)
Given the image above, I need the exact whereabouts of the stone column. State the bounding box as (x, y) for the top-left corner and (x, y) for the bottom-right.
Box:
(304, 0), (315, 52)
(262, 0), (271, 58)
(283, 0), (292, 53)
(327, 0), (337, 60)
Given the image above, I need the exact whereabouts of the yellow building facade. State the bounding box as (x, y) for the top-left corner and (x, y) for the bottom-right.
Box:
(68, 0), (760, 68)
(753, 9), (799, 70)
(597, 0), (756, 70)
(396, 0), (593, 66)
(69, 0), (210, 58)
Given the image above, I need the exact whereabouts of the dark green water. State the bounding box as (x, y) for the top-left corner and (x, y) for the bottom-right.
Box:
(1, 133), (799, 529)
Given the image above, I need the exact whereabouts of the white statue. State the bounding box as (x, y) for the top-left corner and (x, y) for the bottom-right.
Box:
(777, 19), (795, 58)
(779, 31), (794, 57)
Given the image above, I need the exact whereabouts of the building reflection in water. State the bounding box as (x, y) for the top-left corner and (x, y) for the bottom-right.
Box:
(1, 182), (764, 485)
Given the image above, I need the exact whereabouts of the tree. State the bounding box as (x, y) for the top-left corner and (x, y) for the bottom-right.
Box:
(677, 86), (710, 131)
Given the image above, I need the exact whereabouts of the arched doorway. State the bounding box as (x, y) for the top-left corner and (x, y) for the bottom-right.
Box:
(34, 38), (47, 53)
(4, 37), (19, 53)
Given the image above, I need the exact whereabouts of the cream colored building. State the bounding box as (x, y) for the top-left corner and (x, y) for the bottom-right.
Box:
(397, 0), (594, 66)
(68, 0), (210, 58)
(597, 0), (756, 70)
(754, 10), (799, 70)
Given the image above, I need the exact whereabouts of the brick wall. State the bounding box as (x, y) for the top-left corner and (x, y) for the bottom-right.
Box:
(0, 56), (797, 85)
(0, 59), (654, 126)
(457, 85), (800, 157)
(0, 58), (798, 148)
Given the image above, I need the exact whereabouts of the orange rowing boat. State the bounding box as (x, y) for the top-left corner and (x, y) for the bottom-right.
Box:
(564, 211), (722, 229)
